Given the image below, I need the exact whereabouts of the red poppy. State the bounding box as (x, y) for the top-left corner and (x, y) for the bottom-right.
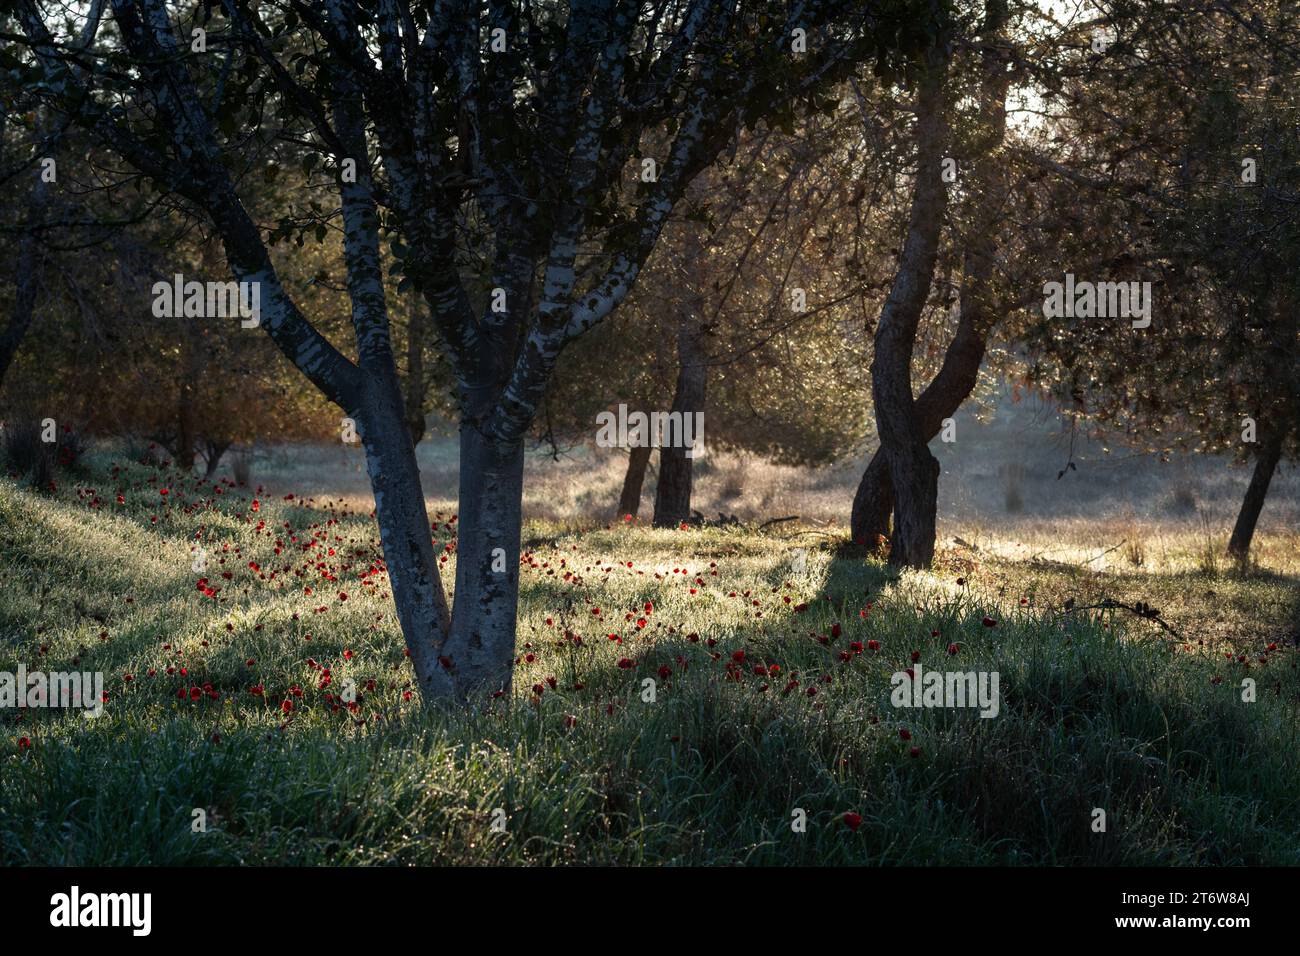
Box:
(843, 812), (862, 831)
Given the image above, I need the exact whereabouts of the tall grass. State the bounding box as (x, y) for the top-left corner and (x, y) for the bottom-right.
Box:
(1, 457), (1298, 865)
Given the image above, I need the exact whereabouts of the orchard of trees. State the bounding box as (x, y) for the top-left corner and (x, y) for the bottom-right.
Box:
(2, 0), (1296, 706)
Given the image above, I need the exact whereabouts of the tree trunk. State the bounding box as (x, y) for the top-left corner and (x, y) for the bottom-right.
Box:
(853, 4), (1008, 557)
(355, 374), (456, 701)
(438, 423), (526, 701)
(1227, 430), (1285, 560)
(869, 62), (948, 569)
(202, 440), (230, 478)
(618, 444), (653, 518)
(850, 451), (894, 549)
(653, 311), (707, 528)
(850, 213), (998, 547)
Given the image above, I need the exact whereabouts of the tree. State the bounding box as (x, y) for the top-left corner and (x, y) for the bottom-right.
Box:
(1012, 0), (1300, 562)
(12, 0), (929, 703)
(851, 0), (1012, 555)
(544, 121), (875, 525)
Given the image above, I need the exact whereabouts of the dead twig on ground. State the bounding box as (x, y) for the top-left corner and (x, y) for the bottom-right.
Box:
(1055, 597), (1187, 643)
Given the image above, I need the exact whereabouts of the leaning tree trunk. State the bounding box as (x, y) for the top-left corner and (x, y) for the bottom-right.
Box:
(653, 310), (707, 528)
(1227, 429), (1286, 560)
(618, 444), (653, 518)
(850, 451), (895, 549)
(354, 371), (456, 701)
(869, 61), (948, 569)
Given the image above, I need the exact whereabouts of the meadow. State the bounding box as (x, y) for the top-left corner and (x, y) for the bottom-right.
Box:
(2, 400), (1298, 865)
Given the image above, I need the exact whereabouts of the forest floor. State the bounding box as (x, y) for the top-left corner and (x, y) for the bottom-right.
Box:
(1, 432), (1298, 865)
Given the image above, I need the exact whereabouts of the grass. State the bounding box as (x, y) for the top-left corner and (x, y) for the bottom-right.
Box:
(1, 449), (1298, 866)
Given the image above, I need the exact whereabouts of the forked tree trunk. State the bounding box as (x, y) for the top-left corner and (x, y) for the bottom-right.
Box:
(869, 62), (948, 568)
(853, 2), (1008, 557)
(202, 440), (230, 478)
(618, 444), (653, 518)
(359, 346), (529, 704)
(653, 311), (707, 528)
(851, 214), (997, 547)
(1227, 430), (1285, 560)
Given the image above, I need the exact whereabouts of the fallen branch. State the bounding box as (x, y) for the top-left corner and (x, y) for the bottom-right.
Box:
(1055, 598), (1187, 643)
(758, 515), (799, 530)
